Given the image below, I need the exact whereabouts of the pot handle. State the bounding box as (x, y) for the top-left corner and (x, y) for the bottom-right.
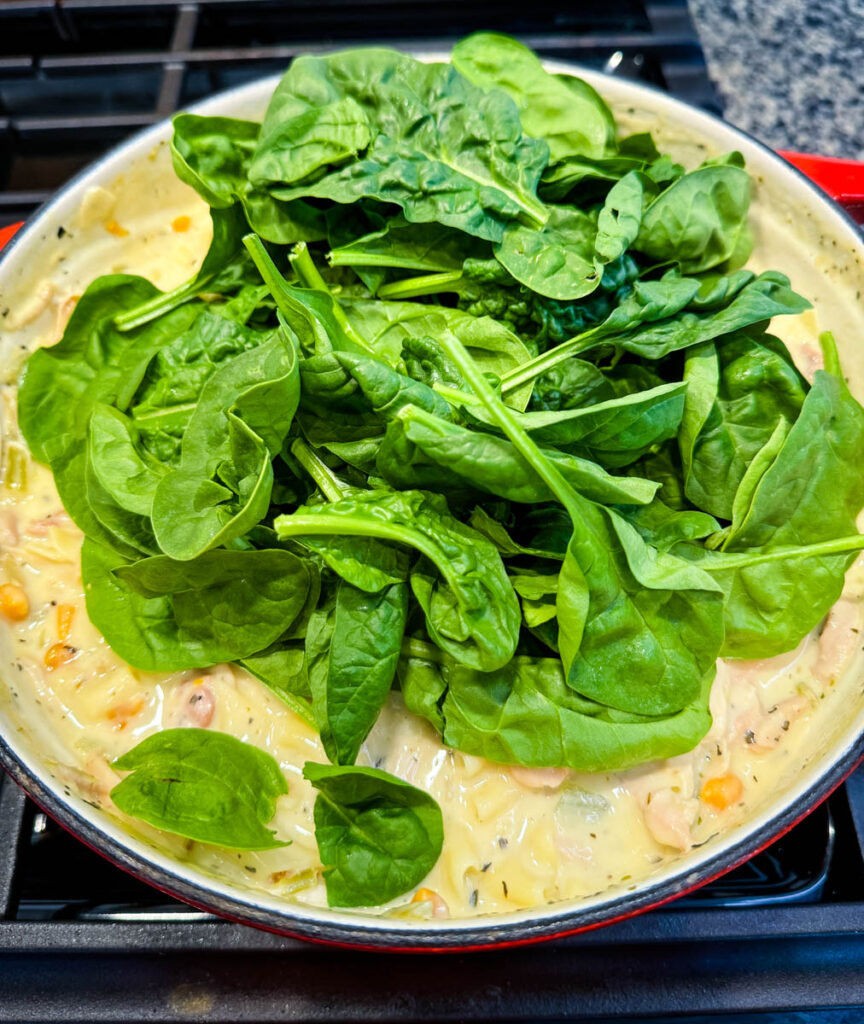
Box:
(0, 222), (23, 252)
(779, 151), (864, 224)
(0, 150), (861, 255)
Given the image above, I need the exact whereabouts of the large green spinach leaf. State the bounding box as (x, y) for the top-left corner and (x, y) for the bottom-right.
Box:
(83, 540), (312, 671)
(111, 729), (288, 849)
(275, 489), (521, 671)
(150, 322), (300, 560)
(679, 331), (807, 519)
(378, 404), (660, 505)
(696, 333), (864, 657)
(307, 580), (408, 765)
(251, 49), (548, 242)
(451, 33), (616, 163)
(442, 658), (713, 772)
(303, 761), (443, 908)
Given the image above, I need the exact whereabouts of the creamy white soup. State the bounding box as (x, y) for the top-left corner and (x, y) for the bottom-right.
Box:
(1, 187), (861, 919)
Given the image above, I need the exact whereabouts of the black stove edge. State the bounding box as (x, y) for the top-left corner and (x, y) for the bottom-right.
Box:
(2, 898), (864, 954)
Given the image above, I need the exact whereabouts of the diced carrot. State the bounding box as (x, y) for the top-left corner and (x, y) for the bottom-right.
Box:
(411, 887), (449, 917)
(700, 774), (744, 811)
(44, 642), (77, 671)
(57, 603), (75, 641)
(0, 583), (29, 622)
(171, 215), (191, 233)
(104, 220), (129, 237)
(106, 697), (144, 730)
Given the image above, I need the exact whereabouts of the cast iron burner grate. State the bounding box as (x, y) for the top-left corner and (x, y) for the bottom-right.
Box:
(2, 769), (864, 1021)
(3, 3), (864, 1021)
(0, 0), (719, 228)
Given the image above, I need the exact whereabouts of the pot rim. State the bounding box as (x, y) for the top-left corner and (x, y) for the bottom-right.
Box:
(1, 53), (863, 951)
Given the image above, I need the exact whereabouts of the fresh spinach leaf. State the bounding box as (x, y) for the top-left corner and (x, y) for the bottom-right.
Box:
(634, 158), (753, 273)
(696, 333), (864, 657)
(452, 33), (615, 163)
(379, 404), (660, 504)
(464, 381), (688, 468)
(307, 580), (408, 765)
(111, 729), (288, 849)
(303, 761), (444, 907)
(83, 540), (313, 671)
(495, 207), (601, 302)
(150, 322), (300, 559)
(170, 112), (327, 244)
(251, 49), (548, 241)
(679, 331), (807, 519)
(276, 488), (521, 671)
(442, 658), (713, 772)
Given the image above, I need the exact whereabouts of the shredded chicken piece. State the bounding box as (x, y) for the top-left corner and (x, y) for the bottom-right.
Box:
(0, 510), (19, 547)
(25, 511), (73, 538)
(737, 695), (811, 753)
(3, 279), (54, 330)
(814, 600), (860, 683)
(510, 766), (570, 790)
(723, 639), (808, 686)
(641, 788), (698, 852)
(796, 339), (824, 383)
(170, 679), (216, 728)
(53, 293), (80, 339)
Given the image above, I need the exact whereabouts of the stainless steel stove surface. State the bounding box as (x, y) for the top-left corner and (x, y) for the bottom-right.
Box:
(2, 3), (864, 1022)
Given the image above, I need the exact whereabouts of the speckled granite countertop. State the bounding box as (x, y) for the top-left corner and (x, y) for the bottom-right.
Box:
(688, 0), (864, 159)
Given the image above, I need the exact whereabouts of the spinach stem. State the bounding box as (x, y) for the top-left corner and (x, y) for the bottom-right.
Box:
(290, 438), (347, 503)
(706, 534), (864, 571)
(328, 249), (450, 273)
(435, 332), (578, 515)
(400, 637), (449, 663)
(275, 514), (463, 595)
(114, 276), (216, 331)
(432, 383), (480, 406)
(289, 242), (372, 353)
(819, 331), (842, 376)
(499, 327), (606, 394)
(289, 241), (331, 291)
(377, 270), (464, 300)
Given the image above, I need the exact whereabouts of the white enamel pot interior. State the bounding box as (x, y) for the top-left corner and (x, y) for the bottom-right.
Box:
(1, 55), (863, 950)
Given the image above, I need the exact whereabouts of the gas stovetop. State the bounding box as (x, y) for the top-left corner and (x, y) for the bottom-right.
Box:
(2, 769), (864, 1022)
(2, 3), (864, 1022)
(0, 0), (719, 229)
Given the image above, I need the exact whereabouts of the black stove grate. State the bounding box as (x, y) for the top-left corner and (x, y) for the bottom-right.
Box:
(2, 769), (864, 1021)
(0, 0), (718, 227)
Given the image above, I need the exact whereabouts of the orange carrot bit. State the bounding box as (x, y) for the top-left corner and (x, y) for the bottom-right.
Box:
(57, 602), (75, 641)
(700, 774), (744, 811)
(0, 582), (29, 622)
(104, 220), (129, 238)
(171, 215), (191, 233)
(44, 642), (78, 671)
(106, 697), (144, 730)
(411, 887), (449, 917)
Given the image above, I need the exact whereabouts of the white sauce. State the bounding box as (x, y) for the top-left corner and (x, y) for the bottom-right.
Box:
(1, 186), (861, 920)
